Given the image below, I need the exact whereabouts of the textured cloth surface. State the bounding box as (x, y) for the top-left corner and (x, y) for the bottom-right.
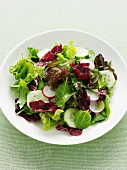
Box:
(0, 0), (127, 169)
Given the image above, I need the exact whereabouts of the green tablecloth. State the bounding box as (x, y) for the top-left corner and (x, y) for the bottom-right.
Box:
(0, 0), (127, 169)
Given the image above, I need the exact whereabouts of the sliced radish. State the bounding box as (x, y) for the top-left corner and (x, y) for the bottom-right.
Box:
(42, 85), (55, 98)
(80, 59), (95, 70)
(37, 49), (50, 59)
(89, 100), (105, 113)
(86, 89), (99, 101)
(76, 47), (89, 57)
(52, 67), (62, 73)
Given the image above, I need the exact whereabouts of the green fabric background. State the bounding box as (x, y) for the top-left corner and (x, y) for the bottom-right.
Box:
(0, 0), (127, 169)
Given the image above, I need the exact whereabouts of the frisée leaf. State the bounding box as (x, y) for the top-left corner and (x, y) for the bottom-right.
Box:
(9, 57), (44, 83)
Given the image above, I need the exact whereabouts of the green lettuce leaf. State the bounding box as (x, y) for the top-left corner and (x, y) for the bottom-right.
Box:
(104, 95), (111, 117)
(57, 41), (77, 64)
(92, 95), (111, 124)
(56, 53), (68, 63)
(92, 111), (106, 124)
(98, 74), (108, 89)
(55, 79), (72, 107)
(65, 40), (77, 59)
(14, 79), (29, 108)
(9, 57), (44, 83)
(9, 57), (33, 80)
(28, 47), (39, 62)
(39, 109), (64, 130)
(38, 80), (45, 90)
(52, 109), (64, 121)
(40, 112), (54, 130)
(17, 104), (36, 115)
(107, 88), (114, 98)
(74, 110), (91, 129)
(40, 113), (52, 130)
(71, 75), (79, 90)
(65, 93), (78, 108)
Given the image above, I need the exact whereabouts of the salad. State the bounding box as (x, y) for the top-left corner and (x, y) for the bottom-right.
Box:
(9, 41), (117, 136)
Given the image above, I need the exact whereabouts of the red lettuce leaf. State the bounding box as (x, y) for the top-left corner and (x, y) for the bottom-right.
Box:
(15, 99), (40, 122)
(94, 54), (117, 80)
(19, 112), (40, 122)
(44, 66), (70, 90)
(77, 82), (90, 110)
(56, 124), (82, 136)
(27, 76), (41, 91)
(27, 79), (38, 91)
(71, 63), (91, 82)
(41, 51), (56, 62)
(36, 51), (56, 67)
(29, 100), (57, 113)
(51, 44), (63, 55)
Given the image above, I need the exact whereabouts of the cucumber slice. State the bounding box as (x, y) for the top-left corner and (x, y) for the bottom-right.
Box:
(99, 70), (116, 88)
(64, 108), (79, 128)
(76, 47), (89, 58)
(27, 90), (48, 107)
(37, 49), (50, 59)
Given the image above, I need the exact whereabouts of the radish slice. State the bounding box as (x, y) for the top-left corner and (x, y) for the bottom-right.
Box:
(89, 100), (105, 113)
(86, 89), (99, 101)
(52, 67), (62, 73)
(42, 85), (55, 98)
(37, 49), (50, 59)
(80, 59), (95, 70)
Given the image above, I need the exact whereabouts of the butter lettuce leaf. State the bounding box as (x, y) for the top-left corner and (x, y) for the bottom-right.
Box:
(40, 112), (54, 130)
(92, 111), (106, 124)
(74, 110), (91, 129)
(39, 109), (64, 130)
(52, 109), (64, 121)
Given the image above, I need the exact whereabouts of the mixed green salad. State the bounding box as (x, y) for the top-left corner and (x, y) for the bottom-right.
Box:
(9, 41), (117, 136)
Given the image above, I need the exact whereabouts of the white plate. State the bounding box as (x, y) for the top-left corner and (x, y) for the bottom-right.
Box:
(0, 29), (127, 145)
